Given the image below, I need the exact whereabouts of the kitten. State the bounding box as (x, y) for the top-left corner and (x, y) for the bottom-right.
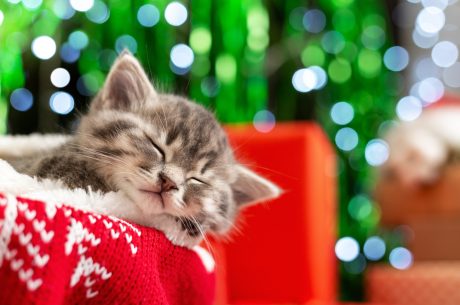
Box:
(4, 52), (281, 247)
(383, 106), (460, 186)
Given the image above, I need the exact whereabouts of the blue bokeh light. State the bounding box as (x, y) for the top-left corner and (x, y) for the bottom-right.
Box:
(10, 88), (34, 112)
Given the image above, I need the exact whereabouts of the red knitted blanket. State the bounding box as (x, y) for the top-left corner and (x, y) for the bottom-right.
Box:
(0, 192), (215, 305)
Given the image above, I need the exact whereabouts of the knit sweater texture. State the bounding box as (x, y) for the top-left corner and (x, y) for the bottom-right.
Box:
(0, 192), (215, 305)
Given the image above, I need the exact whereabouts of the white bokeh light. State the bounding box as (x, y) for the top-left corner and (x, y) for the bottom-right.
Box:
(69, 0), (94, 12)
(412, 29), (438, 49)
(50, 68), (71, 88)
(365, 139), (389, 166)
(292, 68), (318, 93)
(363, 236), (386, 261)
(69, 30), (89, 50)
(60, 43), (80, 63)
(0, 10), (4, 26)
(115, 35), (138, 54)
(31, 36), (56, 60)
(416, 7), (445, 35)
(10, 88), (34, 112)
(302, 69), (317, 90)
(443, 62), (460, 88)
(303, 9), (326, 33)
(432, 41), (458, 68)
(165, 2), (187, 26)
(384, 46), (409, 72)
(335, 127), (359, 151)
(335, 237), (360, 262)
(49, 92), (74, 115)
(86, 0), (109, 24)
(253, 110), (276, 133)
(389, 247), (413, 270)
(137, 4), (160, 27)
(170, 44), (194, 69)
(410, 82), (421, 99)
(330, 101), (354, 125)
(22, 0), (42, 10)
(418, 77), (444, 104)
(309, 66), (327, 89)
(421, 0), (448, 9)
(53, 0), (75, 20)
(396, 96), (423, 121)
(415, 57), (441, 80)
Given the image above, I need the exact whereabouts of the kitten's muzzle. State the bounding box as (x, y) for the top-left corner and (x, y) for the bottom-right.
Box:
(140, 189), (165, 208)
(159, 172), (178, 192)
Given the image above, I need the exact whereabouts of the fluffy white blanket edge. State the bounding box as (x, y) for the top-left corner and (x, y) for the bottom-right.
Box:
(0, 158), (135, 221)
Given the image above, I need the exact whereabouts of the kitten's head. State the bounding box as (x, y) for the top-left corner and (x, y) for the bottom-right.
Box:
(77, 52), (280, 245)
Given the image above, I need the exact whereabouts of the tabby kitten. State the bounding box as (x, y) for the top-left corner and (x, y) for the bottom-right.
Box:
(9, 52), (280, 247)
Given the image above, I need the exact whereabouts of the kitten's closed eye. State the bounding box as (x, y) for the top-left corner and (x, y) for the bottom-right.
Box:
(187, 177), (208, 185)
(144, 132), (165, 159)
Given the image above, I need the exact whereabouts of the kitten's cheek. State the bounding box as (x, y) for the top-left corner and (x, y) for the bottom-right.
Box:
(141, 190), (164, 208)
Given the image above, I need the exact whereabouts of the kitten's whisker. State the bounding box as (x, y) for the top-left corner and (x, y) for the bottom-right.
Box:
(68, 143), (134, 168)
(160, 105), (169, 131)
(152, 110), (167, 133)
(190, 215), (215, 258)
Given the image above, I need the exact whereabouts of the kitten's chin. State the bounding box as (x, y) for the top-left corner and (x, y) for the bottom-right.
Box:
(139, 189), (164, 208)
(118, 186), (165, 216)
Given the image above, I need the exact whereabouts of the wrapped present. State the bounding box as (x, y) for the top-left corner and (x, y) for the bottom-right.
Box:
(407, 217), (460, 260)
(367, 262), (460, 305)
(375, 164), (460, 226)
(215, 122), (337, 304)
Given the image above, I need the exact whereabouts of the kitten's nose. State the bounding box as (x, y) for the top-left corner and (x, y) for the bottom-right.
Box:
(159, 172), (178, 192)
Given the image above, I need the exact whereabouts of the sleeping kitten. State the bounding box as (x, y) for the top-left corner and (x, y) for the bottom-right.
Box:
(5, 52), (281, 247)
(383, 106), (460, 186)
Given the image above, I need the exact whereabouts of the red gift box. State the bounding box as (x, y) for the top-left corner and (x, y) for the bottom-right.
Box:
(367, 262), (460, 305)
(210, 122), (337, 304)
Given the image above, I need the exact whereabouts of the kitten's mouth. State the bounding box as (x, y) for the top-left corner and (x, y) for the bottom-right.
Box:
(140, 189), (165, 208)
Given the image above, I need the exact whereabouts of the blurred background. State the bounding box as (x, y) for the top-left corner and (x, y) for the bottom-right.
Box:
(1, 0), (459, 303)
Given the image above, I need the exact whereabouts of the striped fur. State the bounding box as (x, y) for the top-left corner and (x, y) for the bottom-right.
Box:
(8, 53), (280, 246)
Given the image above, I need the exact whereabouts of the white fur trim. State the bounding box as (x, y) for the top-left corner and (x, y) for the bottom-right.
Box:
(0, 134), (70, 159)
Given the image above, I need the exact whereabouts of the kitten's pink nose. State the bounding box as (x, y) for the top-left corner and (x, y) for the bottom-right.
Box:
(159, 172), (178, 192)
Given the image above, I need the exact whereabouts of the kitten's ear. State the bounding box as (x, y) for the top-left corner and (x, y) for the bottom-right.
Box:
(93, 50), (158, 111)
(231, 165), (281, 207)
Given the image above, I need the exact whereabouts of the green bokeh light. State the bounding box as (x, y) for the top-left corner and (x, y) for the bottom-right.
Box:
(322, 31), (345, 54)
(190, 27), (212, 54)
(358, 49), (382, 78)
(191, 57), (211, 77)
(332, 9), (356, 33)
(361, 26), (386, 50)
(348, 194), (373, 221)
(352, 90), (374, 115)
(301, 44), (326, 67)
(338, 42), (358, 61)
(81, 70), (104, 95)
(362, 14), (386, 29)
(247, 6), (269, 30)
(331, 0), (355, 8)
(328, 58), (352, 83)
(247, 29), (269, 52)
(216, 54), (237, 83)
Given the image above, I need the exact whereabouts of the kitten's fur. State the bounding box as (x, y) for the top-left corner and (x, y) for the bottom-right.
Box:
(4, 52), (280, 247)
(383, 106), (460, 185)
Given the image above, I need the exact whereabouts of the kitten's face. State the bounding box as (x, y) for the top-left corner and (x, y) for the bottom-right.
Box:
(77, 53), (280, 245)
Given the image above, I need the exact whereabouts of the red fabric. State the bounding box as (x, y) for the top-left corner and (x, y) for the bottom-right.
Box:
(0, 192), (215, 305)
